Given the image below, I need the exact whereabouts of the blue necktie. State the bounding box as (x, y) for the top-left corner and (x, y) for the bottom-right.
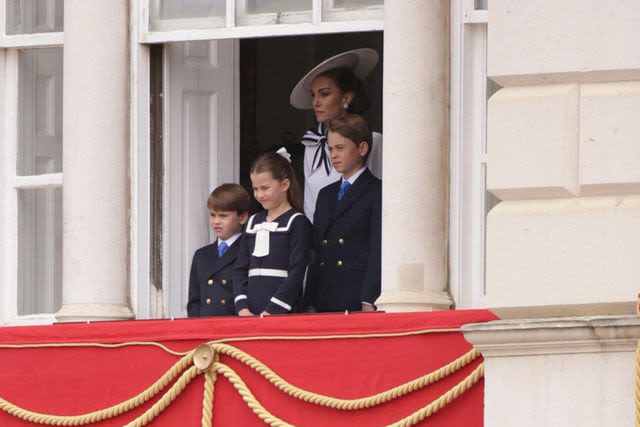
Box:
(338, 180), (351, 201)
(217, 241), (228, 258)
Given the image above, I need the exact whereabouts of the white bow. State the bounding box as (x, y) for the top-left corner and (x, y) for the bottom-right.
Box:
(252, 222), (279, 257)
(276, 147), (292, 163)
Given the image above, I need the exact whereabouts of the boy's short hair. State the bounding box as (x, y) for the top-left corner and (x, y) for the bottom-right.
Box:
(328, 113), (373, 161)
(207, 183), (250, 214)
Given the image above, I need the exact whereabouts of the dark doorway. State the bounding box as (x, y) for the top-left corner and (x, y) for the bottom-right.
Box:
(239, 31), (383, 213)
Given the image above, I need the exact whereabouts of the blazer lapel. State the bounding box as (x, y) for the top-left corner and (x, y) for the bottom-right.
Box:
(317, 181), (337, 231)
(326, 181), (339, 217)
(326, 169), (373, 231)
(203, 240), (240, 279)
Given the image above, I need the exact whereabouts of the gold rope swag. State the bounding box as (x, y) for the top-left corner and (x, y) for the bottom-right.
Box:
(0, 331), (484, 426)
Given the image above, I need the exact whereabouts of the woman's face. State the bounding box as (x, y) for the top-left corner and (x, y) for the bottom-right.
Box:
(310, 75), (352, 124)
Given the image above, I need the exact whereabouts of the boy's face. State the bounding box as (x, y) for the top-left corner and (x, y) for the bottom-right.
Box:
(327, 130), (368, 179)
(209, 209), (248, 241)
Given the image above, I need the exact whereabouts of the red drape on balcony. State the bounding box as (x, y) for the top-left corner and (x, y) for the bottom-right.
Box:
(0, 310), (497, 426)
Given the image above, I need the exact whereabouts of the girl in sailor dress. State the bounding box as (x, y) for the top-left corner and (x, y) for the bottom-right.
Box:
(233, 148), (312, 316)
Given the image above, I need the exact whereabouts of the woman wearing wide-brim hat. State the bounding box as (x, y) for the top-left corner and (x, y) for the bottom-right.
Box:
(290, 48), (383, 221)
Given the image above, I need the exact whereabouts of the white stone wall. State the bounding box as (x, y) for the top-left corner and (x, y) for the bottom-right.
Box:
(463, 316), (639, 427)
(486, 0), (640, 314)
(477, 1), (640, 426)
(488, 0), (640, 86)
(484, 352), (632, 426)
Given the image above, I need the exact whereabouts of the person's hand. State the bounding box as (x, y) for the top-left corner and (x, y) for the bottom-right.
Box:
(361, 304), (376, 312)
(238, 309), (253, 317)
(260, 311), (271, 316)
(306, 307), (317, 314)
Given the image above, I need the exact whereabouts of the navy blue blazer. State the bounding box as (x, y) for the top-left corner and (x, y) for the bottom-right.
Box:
(305, 168), (382, 312)
(187, 239), (239, 317)
(233, 209), (312, 315)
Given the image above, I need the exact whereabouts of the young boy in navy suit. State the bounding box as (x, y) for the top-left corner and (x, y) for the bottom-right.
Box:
(305, 114), (381, 313)
(187, 183), (250, 317)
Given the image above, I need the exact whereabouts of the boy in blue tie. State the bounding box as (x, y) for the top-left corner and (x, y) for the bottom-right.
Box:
(187, 183), (250, 317)
(305, 114), (382, 312)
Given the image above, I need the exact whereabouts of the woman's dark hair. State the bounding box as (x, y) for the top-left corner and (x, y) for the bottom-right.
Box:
(318, 67), (370, 114)
(250, 151), (303, 212)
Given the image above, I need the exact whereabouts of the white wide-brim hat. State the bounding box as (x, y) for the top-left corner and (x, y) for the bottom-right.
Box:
(290, 48), (379, 110)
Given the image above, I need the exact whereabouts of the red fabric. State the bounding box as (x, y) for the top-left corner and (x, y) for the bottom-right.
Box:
(0, 310), (497, 426)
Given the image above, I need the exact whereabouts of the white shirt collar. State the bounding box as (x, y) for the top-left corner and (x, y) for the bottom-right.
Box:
(343, 166), (367, 185)
(218, 232), (241, 248)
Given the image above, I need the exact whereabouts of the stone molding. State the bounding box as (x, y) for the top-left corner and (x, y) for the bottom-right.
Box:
(376, 290), (453, 312)
(461, 315), (640, 357)
(55, 303), (135, 323)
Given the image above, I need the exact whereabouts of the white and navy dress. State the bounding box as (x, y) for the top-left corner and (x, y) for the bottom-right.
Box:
(301, 122), (383, 221)
(233, 208), (312, 314)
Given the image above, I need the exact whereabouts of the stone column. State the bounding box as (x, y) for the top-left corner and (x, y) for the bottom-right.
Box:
(377, 0), (453, 312)
(55, 0), (133, 321)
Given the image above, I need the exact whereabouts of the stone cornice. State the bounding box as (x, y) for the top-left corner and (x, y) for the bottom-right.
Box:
(461, 315), (640, 357)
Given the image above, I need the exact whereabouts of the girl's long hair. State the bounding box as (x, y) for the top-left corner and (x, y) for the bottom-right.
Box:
(250, 151), (303, 212)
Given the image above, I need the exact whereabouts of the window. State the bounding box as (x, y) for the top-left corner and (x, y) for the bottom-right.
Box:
(474, 0), (488, 10)
(136, 0), (384, 318)
(155, 32), (382, 318)
(148, 0), (226, 31)
(6, 0), (63, 35)
(322, 0), (383, 22)
(1, 0), (64, 325)
(236, 0), (312, 26)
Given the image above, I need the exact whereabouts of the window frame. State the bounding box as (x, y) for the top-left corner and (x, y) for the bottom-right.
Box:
(141, 0), (383, 43)
(0, 0), (64, 325)
(449, 0), (490, 309)
(130, 0), (152, 319)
